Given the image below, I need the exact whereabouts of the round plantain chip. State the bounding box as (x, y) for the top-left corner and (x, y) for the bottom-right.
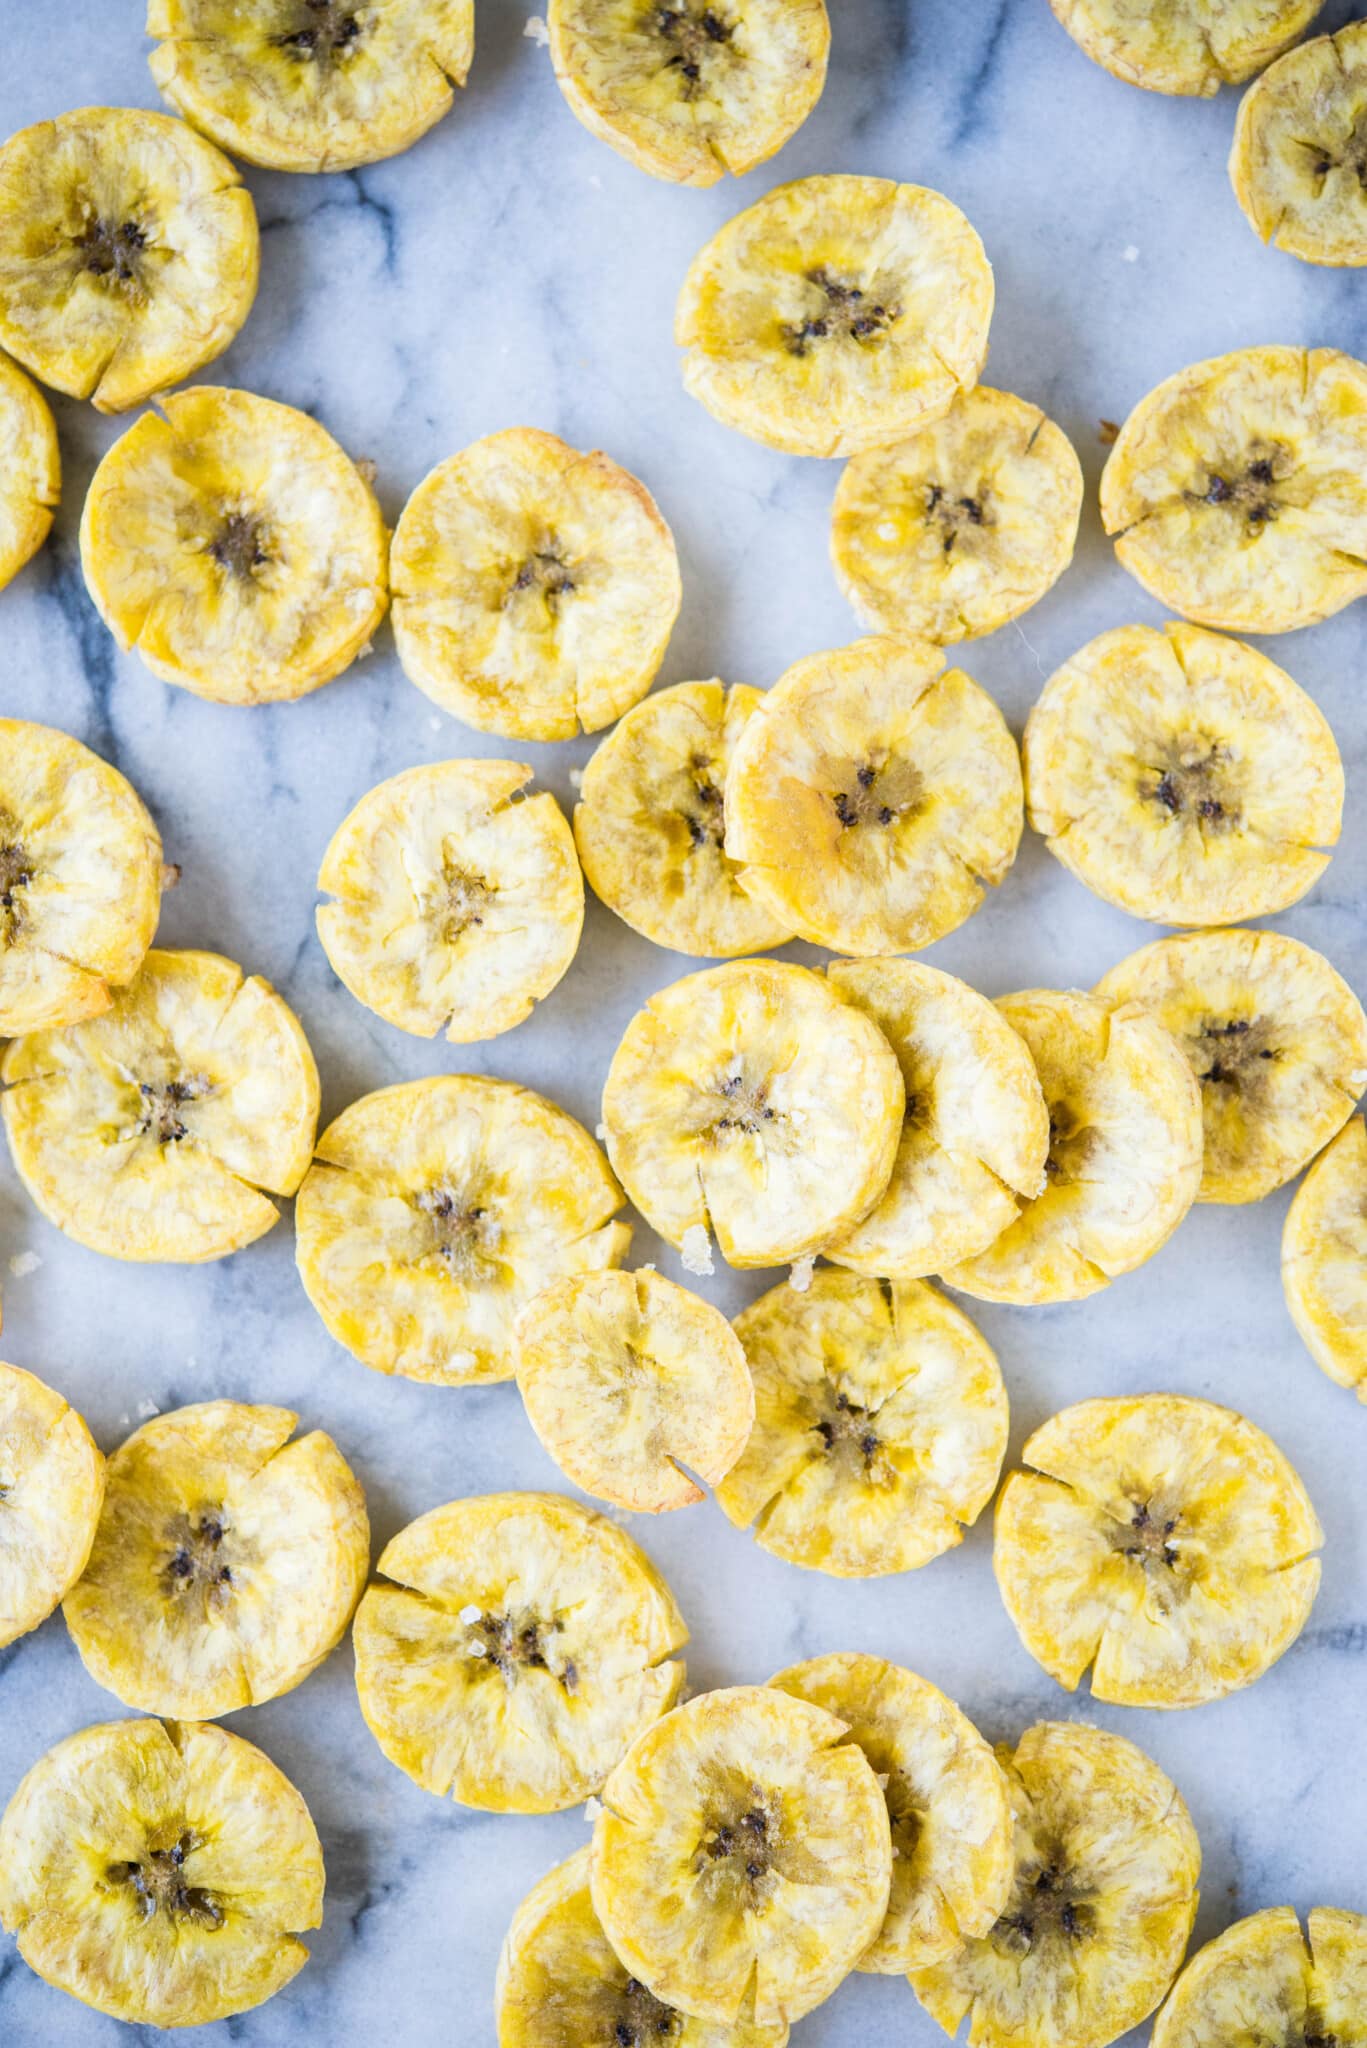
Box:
(514, 1267), (754, 1513)
(910, 1721), (1200, 2048)
(353, 1491), (687, 1814)
(80, 384), (388, 704)
(548, 0), (829, 188)
(1283, 1115), (1367, 1401)
(1095, 926), (1367, 1204)
(573, 678), (793, 959)
(0, 355), (58, 591)
(316, 759), (583, 1045)
(1100, 345), (1367, 634)
(769, 1653), (1013, 1974)
(295, 1075), (630, 1388)
(1153, 1904), (1367, 2048)
(496, 1844), (790, 2048)
(390, 427), (681, 742)
(148, 0), (475, 175)
(600, 958), (904, 1270)
(2, 947), (320, 1264)
(1048, 0), (1324, 95)
(676, 174), (994, 458)
(0, 106), (258, 413)
(940, 989), (1203, 1305)
(0, 719), (164, 1040)
(591, 1684), (892, 2028)
(831, 386), (1083, 645)
(995, 1394), (1322, 1710)
(0, 1360), (104, 1651)
(822, 958), (1049, 1279)
(0, 1716), (324, 2029)
(1024, 622), (1344, 928)
(63, 1400), (369, 1720)
(1231, 22), (1367, 267)
(723, 637), (1023, 956)
(716, 1267), (1008, 1578)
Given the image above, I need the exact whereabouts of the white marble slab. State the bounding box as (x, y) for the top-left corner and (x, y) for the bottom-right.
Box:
(2, 1), (1366, 2041)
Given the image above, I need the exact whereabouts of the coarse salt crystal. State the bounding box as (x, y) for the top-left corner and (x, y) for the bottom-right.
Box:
(524, 15), (550, 43)
(459, 1604), (482, 1625)
(595, 1122), (609, 1142)
(1122, 244), (1139, 262)
(788, 1256), (815, 1293)
(136, 1399), (161, 1420)
(680, 1224), (715, 1277)
(7, 1251), (40, 1278)
(584, 1796), (604, 1822)
(568, 766), (585, 791)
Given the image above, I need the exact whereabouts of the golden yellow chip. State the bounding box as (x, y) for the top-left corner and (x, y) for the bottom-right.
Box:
(591, 1684), (892, 2027)
(1154, 1905), (1367, 2048)
(390, 427), (681, 741)
(295, 1075), (630, 1387)
(831, 386), (1082, 644)
(548, 0), (829, 186)
(717, 1267), (1008, 1577)
(496, 1845), (790, 2048)
(353, 1492), (687, 1813)
(81, 385), (388, 705)
(1024, 622), (1343, 927)
(0, 719), (164, 1039)
(600, 958), (904, 1268)
(64, 1400), (369, 1720)
(0, 1717), (324, 2028)
(0, 1360), (104, 1651)
(769, 1654), (1012, 1973)
(1100, 345), (1367, 633)
(995, 1394), (1322, 1709)
(1049, 0), (1324, 94)
(1231, 23), (1367, 265)
(514, 1268), (753, 1513)
(910, 1721), (1200, 2048)
(0, 106), (257, 412)
(822, 958), (1049, 1278)
(148, 0), (475, 173)
(0, 355), (58, 590)
(724, 638), (1023, 955)
(941, 988), (1202, 1304)
(573, 678), (792, 959)
(1282, 1115), (1367, 1400)
(317, 759), (583, 1044)
(1095, 926), (1367, 1203)
(676, 174), (994, 457)
(2, 947), (320, 1263)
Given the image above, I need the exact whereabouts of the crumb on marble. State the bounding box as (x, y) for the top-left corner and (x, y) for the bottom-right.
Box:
(7, 1250), (40, 1278)
(788, 1255), (815, 1293)
(680, 1224), (715, 1277)
(524, 15), (550, 44)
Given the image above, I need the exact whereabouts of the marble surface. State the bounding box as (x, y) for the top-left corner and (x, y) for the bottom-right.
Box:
(2, 0), (1367, 2041)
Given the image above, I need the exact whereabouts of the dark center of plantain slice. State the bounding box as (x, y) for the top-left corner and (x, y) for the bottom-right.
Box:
(162, 1510), (236, 1609)
(681, 756), (726, 851)
(830, 756), (923, 832)
(609, 1976), (680, 2045)
(209, 510), (272, 582)
(509, 548), (577, 609)
(137, 1075), (212, 1146)
(1195, 1015), (1280, 1092)
(0, 836), (34, 931)
(784, 268), (902, 356)
(1298, 110), (1367, 194)
(1112, 1497), (1181, 1570)
(440, 861), (494, 942)
(77, 214), (149, 296)
(815, 1388), (885, 1474)
(707, 1063), (777, 1139)
(992, 1856), (1096, 1956)
(1143, 740), (1238, 828)
(926, 480), (990, 554)
(466, 1606), (579, 1693)
(416, 1186), (492, 1276)
(277, 1), (363, 62)
(656, 4), (734, 95)
(106, 1830), (224, 1929)
(1044, 1103), (1100, 1182)
(1187, 444), (1290, 530)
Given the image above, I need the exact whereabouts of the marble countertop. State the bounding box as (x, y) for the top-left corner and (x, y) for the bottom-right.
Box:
(2, 1), (1366, 2042)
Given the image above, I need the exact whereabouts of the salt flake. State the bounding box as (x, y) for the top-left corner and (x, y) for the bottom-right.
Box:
(7, 1251), (40, 1278)
(595, 1122), (609, 1143)
(584, 1796), (604, 1822)
(1122, 244), (1139, 263)
(524, 14), (551, 43)
(680, 1224), (715, 1278)
(459, 1604), (482, 1625)
(136, 1399), (161, 1420)
(788, 1256), (815, 1294)
(568, 766), (585, 791)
